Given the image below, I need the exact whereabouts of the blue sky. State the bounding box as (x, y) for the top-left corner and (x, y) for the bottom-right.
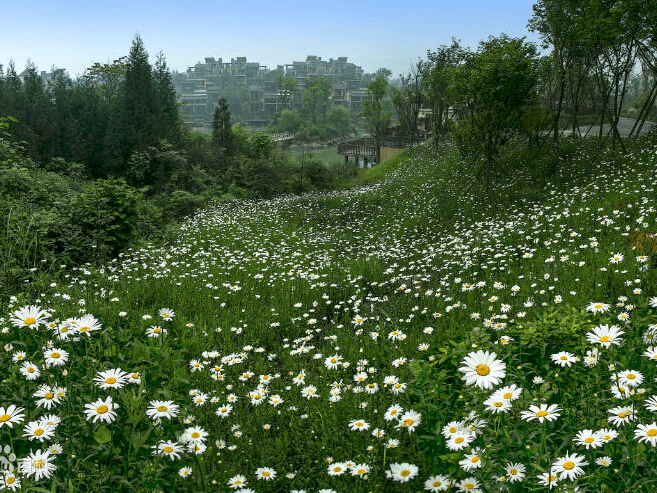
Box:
(2, 0), (540, 77)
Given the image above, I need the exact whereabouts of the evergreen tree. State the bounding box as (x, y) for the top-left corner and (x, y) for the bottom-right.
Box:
(213, 98), (233, 156)
(153, 51), (181, 145)
(121, 35), (159, 167)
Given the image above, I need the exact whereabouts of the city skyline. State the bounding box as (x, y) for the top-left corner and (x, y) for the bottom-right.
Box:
(2, 0), (539, 78)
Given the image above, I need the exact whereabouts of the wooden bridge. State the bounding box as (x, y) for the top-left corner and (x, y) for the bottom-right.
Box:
(270, 132), (296, 142)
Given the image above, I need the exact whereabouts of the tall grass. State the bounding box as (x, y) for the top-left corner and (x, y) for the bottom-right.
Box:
(1, 135), (657, 492)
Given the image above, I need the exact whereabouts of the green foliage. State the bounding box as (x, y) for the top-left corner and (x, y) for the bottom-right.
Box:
(422, 39), (467, 140)
(325, 106), (351, 135)
(212, 97), (233, 156)
(361, 75), (392, 162)
(70, 177), (142, 259)
(246, 131), (277, 159)
(392, 63), (424, 143)
(165, 190), (208, 221)
(513, 305), (593, 360)
(301, 77), (333, 123)
(451, 35), (540, 195)
(121, 35), (160, 161)
(153, 51), (182, 146)
(270, 108), (302, 134)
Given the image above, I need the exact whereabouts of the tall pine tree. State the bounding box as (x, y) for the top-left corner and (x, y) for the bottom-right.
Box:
(153, 52), (181, 146)
(121, 35), (159, 167)
(213, 98), (233, 156)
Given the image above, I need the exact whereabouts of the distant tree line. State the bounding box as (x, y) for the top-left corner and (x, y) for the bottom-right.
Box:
(267, 76), (352, 142)
(0, 35), (344, 299)
(0, 36), (181, 178)
(371, 0), (657, 194)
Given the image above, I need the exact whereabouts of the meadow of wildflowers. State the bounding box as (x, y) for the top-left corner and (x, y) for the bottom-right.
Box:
(1, 138), (656, 492)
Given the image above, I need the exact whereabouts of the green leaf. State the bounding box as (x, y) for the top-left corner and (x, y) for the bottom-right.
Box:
(103, 345), (118, 358)
(93, 425), (112, 444)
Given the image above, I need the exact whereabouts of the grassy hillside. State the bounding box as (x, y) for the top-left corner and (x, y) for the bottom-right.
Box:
(2, 136), (657, 492)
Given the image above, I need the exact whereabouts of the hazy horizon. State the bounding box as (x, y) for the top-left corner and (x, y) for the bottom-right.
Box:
(2, 0), (539, 78)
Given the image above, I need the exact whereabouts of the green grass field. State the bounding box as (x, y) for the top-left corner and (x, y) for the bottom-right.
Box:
(2, 137), (657, 492)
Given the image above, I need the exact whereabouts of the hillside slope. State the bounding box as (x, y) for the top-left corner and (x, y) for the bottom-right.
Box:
(2, 138), (657, 492)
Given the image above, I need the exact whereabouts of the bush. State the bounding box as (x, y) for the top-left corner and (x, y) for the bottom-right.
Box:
(70, 177), (142, 259)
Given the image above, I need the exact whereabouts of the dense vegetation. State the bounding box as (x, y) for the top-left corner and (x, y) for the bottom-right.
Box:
(2, 129), (657, 492)
(0, 37), (350, 299)
(1, 1), (657, 491)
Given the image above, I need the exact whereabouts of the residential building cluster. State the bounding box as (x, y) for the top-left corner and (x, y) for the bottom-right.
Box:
(174, 55), (368, 128)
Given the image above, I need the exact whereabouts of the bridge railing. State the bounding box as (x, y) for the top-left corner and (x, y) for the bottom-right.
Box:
(270, 132), (296, 142)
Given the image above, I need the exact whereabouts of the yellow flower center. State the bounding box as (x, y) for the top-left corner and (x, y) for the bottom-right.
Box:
(333, 466), (342, 472)
(154, 328), (161, 333)
(403, 419), (414, 426)
(80, 326), (89, 332)
(32, 459), (44, 469)
(563, 461), (575, 470)
(471, 456), (480, 463)
(449, 426), (457, 433)
(0, 415), (10, 422)
(560, 356), (568, 360)
(357, 468), (366, 474)
(401, 470), (411, 477)
(51, 352), (61, 358)
(494, 402), (503, 407)
(455, 437), (464, 444)
(433, 481), (442, 487)
(45, 392), (54, 399)
(132, 374), (139, 378)
(27, 367), (35, 373)
(584, 437), (594, 443)
(536, 410), (548, 417)
(510, 469), (518, 475)
(157, 406), (168, 412)
(503, 392), (512, 399)
(476, 365), (490, 376)
(6, 477), (15, 484)
(330, 358), (336, 363)
(600, 336), (611, 342)
(34, 428), (44, 436)
(356, 421), (364, 426)
(262, 471), (270, 477)
(24, 317), (37, 325)
(647, 429), (657, 437)
(105, 377), (117, 384)
(626, 374), (636, 379)
(163, 446), (174, 453)
(97, 405), (108, 414)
